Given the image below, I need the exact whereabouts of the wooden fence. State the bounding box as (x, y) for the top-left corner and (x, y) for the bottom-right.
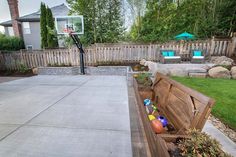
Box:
(0, 37), (235, 70)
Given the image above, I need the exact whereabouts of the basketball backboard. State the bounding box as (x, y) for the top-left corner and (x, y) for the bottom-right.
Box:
(55, 16), (84, 35)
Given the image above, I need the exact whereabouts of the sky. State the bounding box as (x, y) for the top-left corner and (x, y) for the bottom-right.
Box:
(0, 0), (67, 33)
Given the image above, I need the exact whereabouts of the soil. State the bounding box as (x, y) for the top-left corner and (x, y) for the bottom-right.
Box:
(230, 56), (236, 63)
(95, 62), (139, 67)
(94, 62), (149, 71)
(0, 70), (36, 77)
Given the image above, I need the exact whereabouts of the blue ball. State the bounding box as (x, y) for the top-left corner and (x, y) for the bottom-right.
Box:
(144, 99), (151, 106)
(157, 116), (168, 127)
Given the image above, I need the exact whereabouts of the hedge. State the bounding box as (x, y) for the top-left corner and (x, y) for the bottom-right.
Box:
(0, 33), (25, 51)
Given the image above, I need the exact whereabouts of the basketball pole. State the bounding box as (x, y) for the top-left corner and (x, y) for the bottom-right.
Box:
(69, 32), (85, 75)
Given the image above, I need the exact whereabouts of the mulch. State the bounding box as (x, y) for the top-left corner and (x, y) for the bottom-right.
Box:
(0, 70), (36, 77)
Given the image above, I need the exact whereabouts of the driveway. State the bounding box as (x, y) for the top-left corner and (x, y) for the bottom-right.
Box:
(0, 75), (132, 157)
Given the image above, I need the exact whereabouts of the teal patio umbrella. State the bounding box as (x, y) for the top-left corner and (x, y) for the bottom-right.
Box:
(175, 32), (195, 40)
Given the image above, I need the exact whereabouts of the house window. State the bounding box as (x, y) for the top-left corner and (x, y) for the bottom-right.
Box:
(23, 22), (31, 34)
(8, 27), (14, 36)
(26, 45), (33, 51)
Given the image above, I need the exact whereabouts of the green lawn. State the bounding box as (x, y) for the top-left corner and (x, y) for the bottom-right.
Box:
(172, 77), (236, 130)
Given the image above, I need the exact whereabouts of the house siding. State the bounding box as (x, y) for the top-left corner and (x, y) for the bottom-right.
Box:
(22, 22), (41, 49)
(4, 27), (10, 36)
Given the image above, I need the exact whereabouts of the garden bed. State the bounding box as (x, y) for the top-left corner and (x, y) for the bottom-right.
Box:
(0, 69), (35, 77)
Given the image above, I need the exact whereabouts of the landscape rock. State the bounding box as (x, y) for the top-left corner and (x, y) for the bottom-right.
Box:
(143, 61), (157, 76)
(231, 66), (236, 79)
(140, 59), (146, 65)
(210, 56), (234, 66)
(208, 66), (231, 79)
(32, 68), (38, 75)
(169, 68), (188, 77)
(189, 72), (207, 78)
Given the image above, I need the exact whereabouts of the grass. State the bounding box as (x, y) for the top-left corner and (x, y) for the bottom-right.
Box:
(172, 76), (236, 130)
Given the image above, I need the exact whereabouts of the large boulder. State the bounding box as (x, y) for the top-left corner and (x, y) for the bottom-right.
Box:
(32, 67), (38, 75)
(144, 61), (157, 75)
(208, 66), (231, 79)
(210, 56), (234, 66)
(231, 66), (236, 79)
(140, 59), (147, 65)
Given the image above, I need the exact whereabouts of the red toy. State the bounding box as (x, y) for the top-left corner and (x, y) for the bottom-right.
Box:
(151, 119), (163, 134)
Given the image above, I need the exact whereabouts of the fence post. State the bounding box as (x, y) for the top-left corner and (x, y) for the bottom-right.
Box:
(210, 36), (215, 56)
(229, 33), (236, 57)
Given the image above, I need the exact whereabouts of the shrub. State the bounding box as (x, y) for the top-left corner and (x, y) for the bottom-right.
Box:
(136, 73), (152, 87)
(0, 33), (25, 51)
(178, 129), (232, 157)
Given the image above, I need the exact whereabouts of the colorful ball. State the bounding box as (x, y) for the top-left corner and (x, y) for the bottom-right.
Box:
(151, 119), (163, 134)
(144, 99), (151, 106)
(157, 116), (168, 127)
(152, 105), (158, 111)
(148, 115), (156, 121)
(146, 105), (153, 114)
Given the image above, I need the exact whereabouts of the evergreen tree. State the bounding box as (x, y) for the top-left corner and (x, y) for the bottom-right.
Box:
(46, 7), (58, 48)
(40, 3), (47, 48)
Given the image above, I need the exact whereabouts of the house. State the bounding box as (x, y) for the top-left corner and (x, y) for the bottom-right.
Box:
(0, 4), (70, 50)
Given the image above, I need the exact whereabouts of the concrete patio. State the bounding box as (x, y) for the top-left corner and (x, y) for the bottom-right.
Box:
(0, 75), (235, 157)
(0, 76), (132, 157)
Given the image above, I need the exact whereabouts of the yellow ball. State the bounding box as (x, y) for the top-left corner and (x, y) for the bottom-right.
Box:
(148, 115), (156, 121)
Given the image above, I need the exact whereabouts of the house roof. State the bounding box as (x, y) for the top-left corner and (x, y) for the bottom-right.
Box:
(0, 3), (69, 26)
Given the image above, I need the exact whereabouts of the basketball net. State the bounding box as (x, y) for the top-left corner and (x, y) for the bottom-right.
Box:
(63, 28), (75, 37)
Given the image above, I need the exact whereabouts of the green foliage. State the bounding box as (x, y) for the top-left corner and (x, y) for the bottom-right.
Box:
(46, 7), (58, 48)
(18, 63), (28, 73)
(40, 3), (48, 48)
(136, 73), (152, 87)
(129, 0), (236, 42)
(178, 129), (231, 157)
(0, 33), (24, 51)
(40, 3), (58, 49)
(172, 76), (236, 130)
(67, 0), (124, 45)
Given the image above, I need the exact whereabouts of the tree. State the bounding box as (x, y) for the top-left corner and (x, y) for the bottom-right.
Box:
(129, 0), (236, 43)
(40, 2), (47, 48)
(67, 0), (124, 44)
(46, 7), (58, 48)
(127, 0), (146, 39)
(216, 0), (236, 36)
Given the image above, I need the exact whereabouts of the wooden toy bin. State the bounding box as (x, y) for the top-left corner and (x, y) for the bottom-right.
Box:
(133, 72), (215, 157)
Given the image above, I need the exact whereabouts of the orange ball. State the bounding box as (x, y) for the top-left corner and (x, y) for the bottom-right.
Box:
(151, 119), (163, 134)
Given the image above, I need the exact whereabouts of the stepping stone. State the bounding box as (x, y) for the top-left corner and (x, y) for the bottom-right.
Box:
(189, 72), (207, 78)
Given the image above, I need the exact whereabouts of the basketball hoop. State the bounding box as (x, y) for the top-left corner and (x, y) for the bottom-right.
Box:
(55, 16), (84, 35)
(63, 28), (74, 33)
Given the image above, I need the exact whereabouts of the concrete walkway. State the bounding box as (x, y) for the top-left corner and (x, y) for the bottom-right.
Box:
(0, 77), (25, 83)
(0, 76), (132, 157)
(203, 121), (236, 156)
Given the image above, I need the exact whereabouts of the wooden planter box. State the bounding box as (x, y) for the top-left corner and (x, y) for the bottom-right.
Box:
(133, 72), (215, 157)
